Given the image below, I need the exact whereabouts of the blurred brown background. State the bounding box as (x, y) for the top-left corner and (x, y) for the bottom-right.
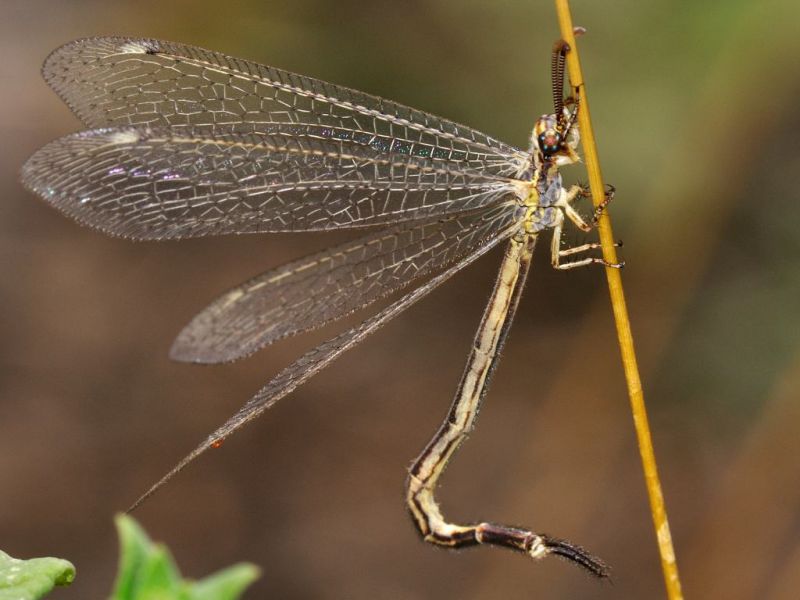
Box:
(2, 0), (799, 598)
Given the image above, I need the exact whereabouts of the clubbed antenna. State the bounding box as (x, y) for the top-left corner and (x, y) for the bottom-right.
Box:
(551, 39), (570, 127)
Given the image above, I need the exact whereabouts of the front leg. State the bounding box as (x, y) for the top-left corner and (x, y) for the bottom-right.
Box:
(558, 184), (616, 231)
(558, 185), (593, 232)
(590, 184), (616, 225)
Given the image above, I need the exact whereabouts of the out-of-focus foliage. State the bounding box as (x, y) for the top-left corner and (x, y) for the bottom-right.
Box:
(111, 515), (259, 600)
(0, 550), (74, 600)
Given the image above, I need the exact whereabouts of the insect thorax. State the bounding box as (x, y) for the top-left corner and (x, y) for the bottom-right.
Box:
(518, 164), (564, 235)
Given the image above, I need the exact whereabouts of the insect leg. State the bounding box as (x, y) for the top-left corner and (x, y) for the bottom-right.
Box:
(559, 185), (593, 232)
(591, 184), (616, 225)
(551, 208), (624, 270)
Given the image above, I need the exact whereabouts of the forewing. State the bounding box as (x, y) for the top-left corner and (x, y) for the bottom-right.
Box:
(21, 125), (520, 238)
(129, 233), (509, 511)
(42, 37), (529, 178)
(170, 202), (523, 364)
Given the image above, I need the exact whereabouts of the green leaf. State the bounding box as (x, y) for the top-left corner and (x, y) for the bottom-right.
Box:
(189, 564), (261, 600)
(0, 550), (75, 600)
(131, 545), (183, 599)
(110, 514), (259, 600)
(111, 514), (153, 600)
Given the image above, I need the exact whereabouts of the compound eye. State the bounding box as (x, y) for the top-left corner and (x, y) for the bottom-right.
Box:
(538, 131), (561, 155)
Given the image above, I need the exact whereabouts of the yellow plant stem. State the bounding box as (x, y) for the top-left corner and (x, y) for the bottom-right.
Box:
(554, 1), (684, 598)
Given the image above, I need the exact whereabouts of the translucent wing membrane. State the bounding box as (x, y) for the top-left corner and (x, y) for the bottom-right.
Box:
(42, 37), (529, 178)
(171, 202), (522, 363)
(130, 233), (507, 511)
(21, 125), (520, 239)
(26, 36), (614, 573)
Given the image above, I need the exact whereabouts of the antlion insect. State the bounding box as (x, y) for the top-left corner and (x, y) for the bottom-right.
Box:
(22, 35), (622, 577)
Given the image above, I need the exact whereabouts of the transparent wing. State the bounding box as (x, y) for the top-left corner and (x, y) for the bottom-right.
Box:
(42, 37), (529, 178)
(129, 233), (510, 512)
(171, 202), (523, 364)
(21, 125), (521, 239)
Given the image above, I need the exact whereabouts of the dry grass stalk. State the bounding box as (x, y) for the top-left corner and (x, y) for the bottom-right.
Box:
(553, 1), (684, 597)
